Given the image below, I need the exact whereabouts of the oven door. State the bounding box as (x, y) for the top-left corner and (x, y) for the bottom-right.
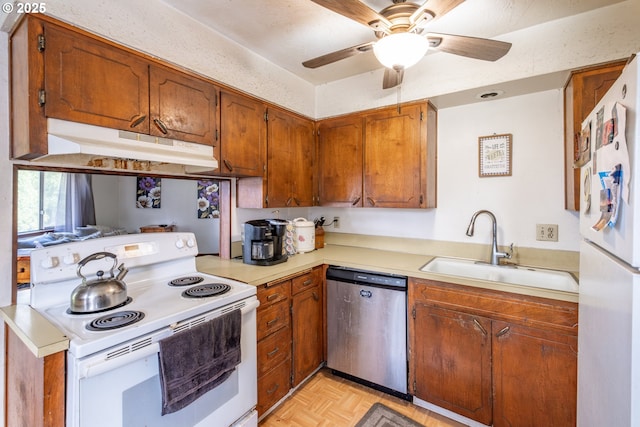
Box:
(67, 298), (258, 427)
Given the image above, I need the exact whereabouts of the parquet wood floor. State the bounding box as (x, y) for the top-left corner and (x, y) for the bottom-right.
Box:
(259, 369), (467, 427)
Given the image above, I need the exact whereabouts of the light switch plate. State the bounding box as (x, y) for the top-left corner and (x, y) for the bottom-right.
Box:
(536, 224), (558, 242)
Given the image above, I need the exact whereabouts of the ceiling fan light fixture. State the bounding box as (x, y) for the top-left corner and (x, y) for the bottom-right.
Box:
(373, 32), (429, 70)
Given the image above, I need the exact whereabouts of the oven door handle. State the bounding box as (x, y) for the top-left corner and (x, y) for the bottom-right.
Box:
(79, 299), (260, 379)
(79, 341), (161, 379)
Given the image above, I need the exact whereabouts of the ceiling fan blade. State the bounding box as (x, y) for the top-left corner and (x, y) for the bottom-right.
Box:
(426, 33), (512, 61)
(311, 0), (391, 32)
(410, 0), (465, 28)
(382, 68), (404, 89)
(302, 41), (375, 68)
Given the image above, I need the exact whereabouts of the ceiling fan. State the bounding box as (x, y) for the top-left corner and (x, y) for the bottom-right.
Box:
(303, 0), (512, 89)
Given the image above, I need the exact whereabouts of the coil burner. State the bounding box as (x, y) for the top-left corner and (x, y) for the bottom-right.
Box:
(86, 310), (145, 331)
(182, 283), (231, 299)
(169, 276), (205, 287)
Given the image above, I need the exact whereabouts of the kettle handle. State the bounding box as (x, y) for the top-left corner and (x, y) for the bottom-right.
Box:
(77, 252), (118, 282)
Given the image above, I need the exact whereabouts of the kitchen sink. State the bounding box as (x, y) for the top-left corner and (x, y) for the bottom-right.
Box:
(420, 257), (579, 293)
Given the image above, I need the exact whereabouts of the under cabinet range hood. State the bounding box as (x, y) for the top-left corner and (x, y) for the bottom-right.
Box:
(31, 119), (219, 175)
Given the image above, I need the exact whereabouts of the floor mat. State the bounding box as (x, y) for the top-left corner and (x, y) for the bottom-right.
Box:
(355, 403), (425, 427)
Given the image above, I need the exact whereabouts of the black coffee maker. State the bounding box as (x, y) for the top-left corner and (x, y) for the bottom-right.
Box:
(243, 219), (288, 266)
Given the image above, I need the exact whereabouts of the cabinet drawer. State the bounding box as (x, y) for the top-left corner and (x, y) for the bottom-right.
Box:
(257, 281), (290, 311)
(292, 269), (319, 295)
(258, 325), (291, 378)
(257, 358), (290, 416)
(257, 300), (290, 341)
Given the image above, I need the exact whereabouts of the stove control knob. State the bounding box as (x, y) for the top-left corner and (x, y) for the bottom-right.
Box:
(186, 237), (196, 248)
(40, 256), (59, 269)
(63, 253), (80, 265)
(175, 239), (185, 249)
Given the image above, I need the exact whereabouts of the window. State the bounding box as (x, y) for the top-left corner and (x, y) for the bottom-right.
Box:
(17, 170), (65, 233)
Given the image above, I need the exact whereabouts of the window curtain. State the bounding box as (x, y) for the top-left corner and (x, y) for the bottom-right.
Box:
(55, 173), (96, 232)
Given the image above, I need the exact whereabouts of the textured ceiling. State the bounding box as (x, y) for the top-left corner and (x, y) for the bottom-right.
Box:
(159, 0), (625, 85)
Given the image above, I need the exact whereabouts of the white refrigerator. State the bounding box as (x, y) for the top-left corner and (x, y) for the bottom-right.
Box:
(578, 54), (640, 427)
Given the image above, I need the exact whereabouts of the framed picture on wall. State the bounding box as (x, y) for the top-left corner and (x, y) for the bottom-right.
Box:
(478, 133), (512, 177)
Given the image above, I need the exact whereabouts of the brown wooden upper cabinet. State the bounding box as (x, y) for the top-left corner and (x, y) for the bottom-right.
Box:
(148, 65), (218, 146)
(44, 21), (151, 134)
(316, 101), (437, 209)
(266, 107), (315, 207)
(316, 115), (364, 207)
(236, 107), (314, 208)
(563, 59), (627, 210)
(218, 90), (267, 177)
(11, 16), (219, 161)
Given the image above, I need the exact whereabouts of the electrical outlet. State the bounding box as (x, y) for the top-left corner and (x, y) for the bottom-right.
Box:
(536, 224), (558, 242)
(333, 216), (340, 229)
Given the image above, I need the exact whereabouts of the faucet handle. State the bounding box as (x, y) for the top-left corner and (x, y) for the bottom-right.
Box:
(506, 243), (514, 259)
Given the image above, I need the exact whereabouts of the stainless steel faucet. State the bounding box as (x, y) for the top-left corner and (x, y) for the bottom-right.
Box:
(466, 210), (513, 265)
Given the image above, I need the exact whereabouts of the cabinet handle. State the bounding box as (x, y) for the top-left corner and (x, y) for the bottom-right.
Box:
(352, 197), (361, 206)
(312, 292), (319, 301)
(223, 159), (233, 172)
(302, 279), (313, 287)
(286, 197), (292, 206)
(496, 326), (511, 337)
(266, 317), (279, 327)
(266, 383), (280, 395)
(266, 293), (279, 301)
(267, 347), (280, 357)
(294, 197), (301, 206)
(153, 118), (168, 134)
(366, 197), (375, 207)
(473, 318), (487, 336)
(129, 114), (146, 128)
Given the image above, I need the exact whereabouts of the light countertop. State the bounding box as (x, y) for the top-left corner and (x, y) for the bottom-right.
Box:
(196, 244), (579, 303)
(3, 237), (579, 359)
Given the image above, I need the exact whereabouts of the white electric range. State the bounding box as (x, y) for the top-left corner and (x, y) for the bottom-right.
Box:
(29, 232), (258, 427)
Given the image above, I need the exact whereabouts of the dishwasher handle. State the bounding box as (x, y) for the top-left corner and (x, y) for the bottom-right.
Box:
(359, 289), (372, 298)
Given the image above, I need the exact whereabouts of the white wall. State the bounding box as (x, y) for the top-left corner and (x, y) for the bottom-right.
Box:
(0, 30), (11, 426)
(93, 175), (222, 254)
(310, 88), (580, 252)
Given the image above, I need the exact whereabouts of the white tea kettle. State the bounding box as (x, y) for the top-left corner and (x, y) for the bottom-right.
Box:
(293, 217), (315, 253)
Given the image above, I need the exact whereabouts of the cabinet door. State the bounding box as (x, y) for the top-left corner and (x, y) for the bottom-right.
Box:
(266, 108), (314, 207)
(317, 115), (363, 207)
(412, 303), (493, 425)
(492, 321), (577, 427)
(44, 22), (150, 133)
(364, 104), (423, 208)
(291, 285), (323, 387)
(149, 65), (217, 146)
(564, 60), (626, 210)
(219, 91), (266, 177)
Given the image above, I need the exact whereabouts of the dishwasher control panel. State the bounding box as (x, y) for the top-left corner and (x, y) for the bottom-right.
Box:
(326, 266), (407, 289)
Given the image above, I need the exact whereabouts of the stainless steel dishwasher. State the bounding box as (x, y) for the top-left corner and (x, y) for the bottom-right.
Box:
(326, 266), (408, 398)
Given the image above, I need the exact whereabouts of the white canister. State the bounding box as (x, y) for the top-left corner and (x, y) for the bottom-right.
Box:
(293, 217), (315, 253)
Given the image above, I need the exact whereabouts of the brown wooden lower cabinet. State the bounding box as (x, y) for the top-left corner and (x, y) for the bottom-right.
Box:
(412, 304), (492, 425)
(291, 272), (323, 387)
(492, 320), (578, 427)
(6, 326), (65, 427)
(409, 278), (578, 426)
(256, 266), (324, 417)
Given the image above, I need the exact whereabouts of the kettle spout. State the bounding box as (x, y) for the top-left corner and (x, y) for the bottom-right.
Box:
(116, 263), (128, 281)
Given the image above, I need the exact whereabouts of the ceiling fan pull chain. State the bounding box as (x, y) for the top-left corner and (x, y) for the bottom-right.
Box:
(396, 73), (402, 113)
